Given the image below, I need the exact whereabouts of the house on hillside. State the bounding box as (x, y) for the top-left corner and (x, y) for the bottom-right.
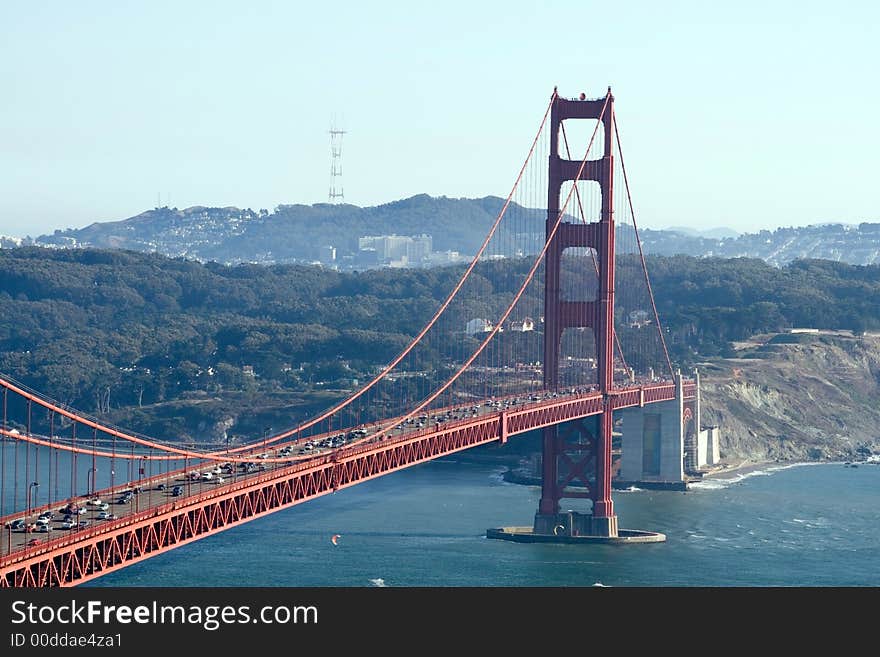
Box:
(628, 309), (651, 328)
(507, 317), (535, 332)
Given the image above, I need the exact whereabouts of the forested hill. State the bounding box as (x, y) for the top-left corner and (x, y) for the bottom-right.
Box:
(29, 194), (880, 267)
(3, 247), (880, 440)
(33, 195), (545, 265)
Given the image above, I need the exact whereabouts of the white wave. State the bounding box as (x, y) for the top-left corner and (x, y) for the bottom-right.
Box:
(616, 485), (644, 493)
(592, 582), (609, 587)
(689, 479), (728, 490)
(369, 578), (388, 587)
(691, 461), (822, 490)
(488, 468), (517, 486)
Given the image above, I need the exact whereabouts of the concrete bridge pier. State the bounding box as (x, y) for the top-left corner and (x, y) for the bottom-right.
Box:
(617, 369), (715, 489)
(618, 375), (686, 488)
(533, 511), (619, 538)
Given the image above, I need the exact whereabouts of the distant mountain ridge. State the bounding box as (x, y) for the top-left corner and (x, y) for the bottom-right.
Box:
(26, 195), (880, 267)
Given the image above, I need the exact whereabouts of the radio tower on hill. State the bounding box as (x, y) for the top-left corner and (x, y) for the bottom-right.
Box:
(328, 120), (346, 203)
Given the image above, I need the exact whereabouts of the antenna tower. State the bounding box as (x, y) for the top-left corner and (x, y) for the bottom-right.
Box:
(329, 120), (346, 203)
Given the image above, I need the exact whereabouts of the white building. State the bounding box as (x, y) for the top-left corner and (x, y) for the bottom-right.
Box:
(628, 309), (651, 328)
(466, 318), (494, 335)
(406, 234), (432, 263)
(358, 234), (433, 266)
(508, 317), (535, 332)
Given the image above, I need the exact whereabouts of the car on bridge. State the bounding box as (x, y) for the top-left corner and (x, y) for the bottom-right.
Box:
(4, 518), (26, 531)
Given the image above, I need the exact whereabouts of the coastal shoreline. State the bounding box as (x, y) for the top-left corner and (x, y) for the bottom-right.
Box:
(700, 459), (776, 479)
(698, 458), (861, 481)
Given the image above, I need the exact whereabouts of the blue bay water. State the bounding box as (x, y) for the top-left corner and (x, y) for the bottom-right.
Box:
(79, 459), (880, 587)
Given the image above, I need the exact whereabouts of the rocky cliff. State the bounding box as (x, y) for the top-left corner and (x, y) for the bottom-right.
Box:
(698, 332), (880, 463)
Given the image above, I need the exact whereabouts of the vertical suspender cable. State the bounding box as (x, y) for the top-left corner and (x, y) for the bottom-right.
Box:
(614, 120), (674, 377)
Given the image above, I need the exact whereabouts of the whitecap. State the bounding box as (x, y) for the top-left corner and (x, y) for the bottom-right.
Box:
(369, 578), (388, 587)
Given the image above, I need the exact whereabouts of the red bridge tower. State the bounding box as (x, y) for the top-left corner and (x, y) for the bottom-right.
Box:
(536, 88), (619, 537)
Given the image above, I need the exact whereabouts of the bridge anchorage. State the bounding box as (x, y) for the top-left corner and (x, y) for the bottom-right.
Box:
(488, 88), (666, 544)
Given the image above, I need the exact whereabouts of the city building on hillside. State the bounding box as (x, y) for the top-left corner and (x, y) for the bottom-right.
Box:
(357, 234), (433, 267)
(426, 250), (466, 266)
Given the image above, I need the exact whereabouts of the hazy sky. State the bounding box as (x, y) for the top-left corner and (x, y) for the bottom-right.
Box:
(1, 1), (877, 237)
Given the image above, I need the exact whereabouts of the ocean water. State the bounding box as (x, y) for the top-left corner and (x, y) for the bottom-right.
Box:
(78, 459), (880, 587)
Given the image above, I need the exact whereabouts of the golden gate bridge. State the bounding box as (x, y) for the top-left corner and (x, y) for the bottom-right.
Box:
(1, 88), (698, 587)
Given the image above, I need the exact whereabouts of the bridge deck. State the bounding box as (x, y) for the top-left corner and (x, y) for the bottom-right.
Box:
(1, 382), (690, 587)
